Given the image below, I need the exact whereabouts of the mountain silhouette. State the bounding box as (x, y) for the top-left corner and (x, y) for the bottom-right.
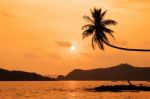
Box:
(57, 64), (150, 81)
(0, 68), (56, 81)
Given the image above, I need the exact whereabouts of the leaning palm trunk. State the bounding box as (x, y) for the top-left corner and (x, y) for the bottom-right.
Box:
(103, 40), (150, 52)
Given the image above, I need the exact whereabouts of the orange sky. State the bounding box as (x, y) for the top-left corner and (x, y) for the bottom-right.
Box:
(0, 0), (150, 75)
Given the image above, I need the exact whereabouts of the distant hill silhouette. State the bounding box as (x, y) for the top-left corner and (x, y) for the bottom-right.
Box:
(57, 64), (150, 81)
(0, 68), (56, 81)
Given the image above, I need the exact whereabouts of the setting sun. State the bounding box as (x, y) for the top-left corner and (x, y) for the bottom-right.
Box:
(70, 45), (76, 51)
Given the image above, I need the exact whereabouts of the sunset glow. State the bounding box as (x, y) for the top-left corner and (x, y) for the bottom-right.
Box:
(0, 0), (150, 75)
(70, 45), (76, 51)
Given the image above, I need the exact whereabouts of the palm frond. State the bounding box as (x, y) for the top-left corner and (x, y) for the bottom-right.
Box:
(90, 9), (94, 17)
(101, 33), (109, 43)
(94, 35), (104, 50)
(92, 34), (96, 49)
(106, 32), (115, 39)
(103, 27), (114, 33)
(91, 8), (102, 18)
(81, 24), (94, 30)
(97, 39), (104, 50)
(103, 27), (115, 39)
(101, 10), (107, 19)
(83, 16), (94, 24)
(102, 19), (117, 26)
(82, 28), (94, 39)
(98, 8), (102, 15)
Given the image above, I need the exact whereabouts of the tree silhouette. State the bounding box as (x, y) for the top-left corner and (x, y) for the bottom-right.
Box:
(82, 8), (150, 52)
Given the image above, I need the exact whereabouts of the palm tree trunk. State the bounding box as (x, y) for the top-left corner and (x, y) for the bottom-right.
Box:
(103, 40), (150, 52)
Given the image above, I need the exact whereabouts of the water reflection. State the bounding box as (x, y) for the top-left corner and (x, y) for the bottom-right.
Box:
(68, 81), (78, 89)
(0, 81), (149, 99)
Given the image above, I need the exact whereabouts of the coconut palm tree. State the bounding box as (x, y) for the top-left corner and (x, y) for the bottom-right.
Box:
(82, 8), (150, 52)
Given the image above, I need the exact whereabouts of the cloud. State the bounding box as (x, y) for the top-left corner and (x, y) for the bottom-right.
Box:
(0, 11), (17, 18)
(55, 41), (72, 48)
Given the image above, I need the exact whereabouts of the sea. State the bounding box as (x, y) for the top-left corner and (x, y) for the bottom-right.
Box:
(0, 81), (149, 99)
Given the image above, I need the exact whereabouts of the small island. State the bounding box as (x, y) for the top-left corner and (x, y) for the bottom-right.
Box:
(87, 84), (150, 92)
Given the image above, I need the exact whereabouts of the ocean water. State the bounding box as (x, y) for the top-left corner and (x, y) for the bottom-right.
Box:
(0, 81), (149, 99)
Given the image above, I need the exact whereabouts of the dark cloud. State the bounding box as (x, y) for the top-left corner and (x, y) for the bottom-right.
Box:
(55, 41), (72, 48)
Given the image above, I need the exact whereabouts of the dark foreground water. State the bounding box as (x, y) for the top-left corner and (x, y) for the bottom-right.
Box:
(0, 81), (149, 99)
